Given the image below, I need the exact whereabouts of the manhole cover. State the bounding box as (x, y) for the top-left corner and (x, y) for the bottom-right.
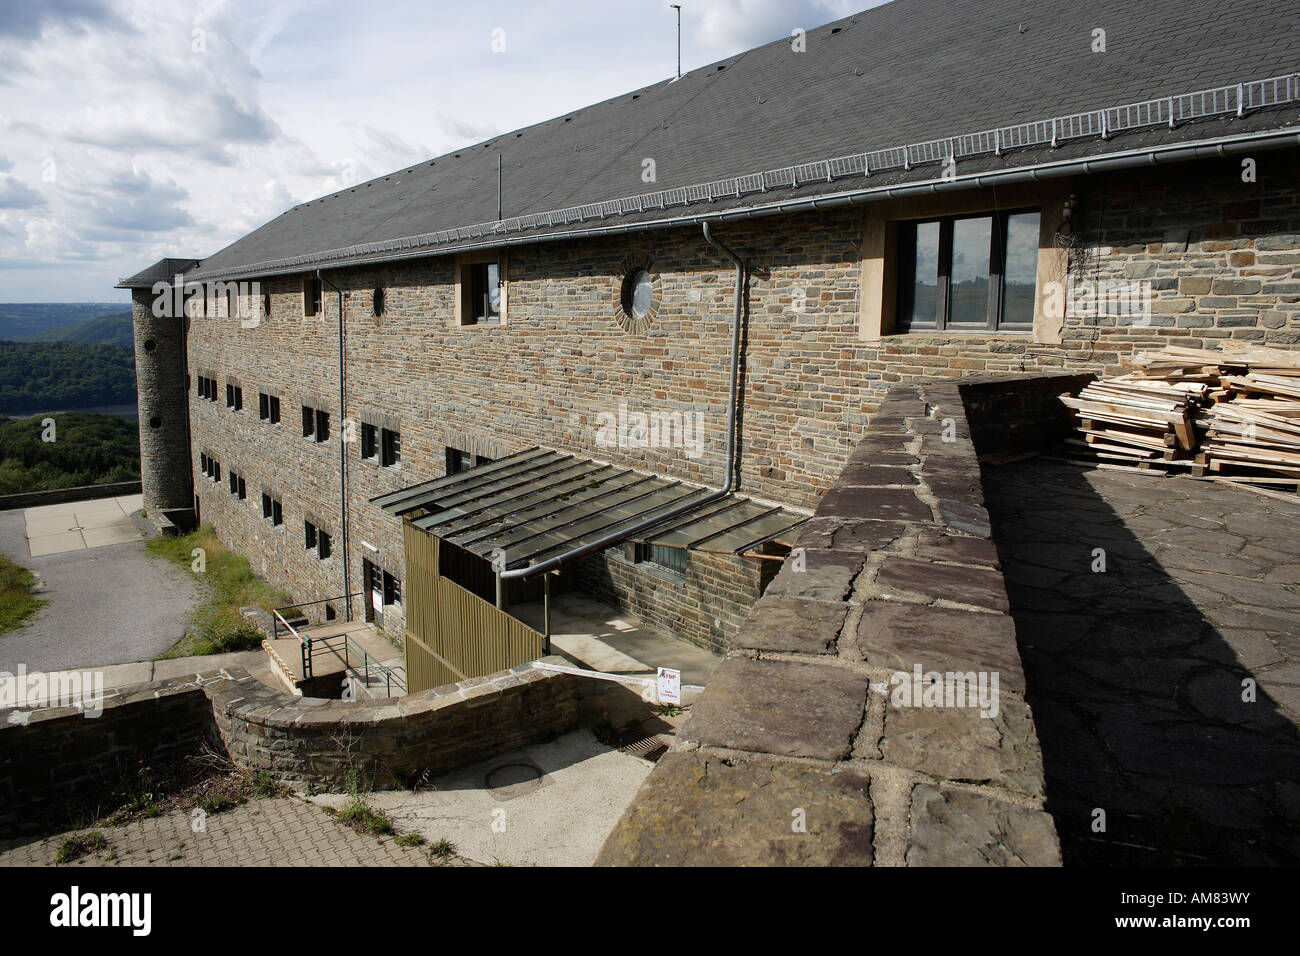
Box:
(484, 761), (547, 800)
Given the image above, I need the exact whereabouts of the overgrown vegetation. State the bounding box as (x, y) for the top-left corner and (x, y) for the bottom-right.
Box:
(428, 838), (457, 862)
(55, 830), (110, 864)
(332, 768), (395, 836)
(0, 412), (140, 495)
(0, 341), (136, 414)
(0, 552), (44, 634)
(147, 524), (290, 658)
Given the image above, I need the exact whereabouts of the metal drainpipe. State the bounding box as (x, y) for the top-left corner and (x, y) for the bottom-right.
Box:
(318, 269), (351, 621)
(496, 221), (746, 583)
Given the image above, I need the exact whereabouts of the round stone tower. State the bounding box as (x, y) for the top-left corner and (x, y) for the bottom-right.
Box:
(130, 283), (194, 518)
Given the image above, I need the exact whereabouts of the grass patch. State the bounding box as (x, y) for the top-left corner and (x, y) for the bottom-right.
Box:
(429, 838), (457, 863)
(56, 830), (109, 864)
(336, 799), (394, 836)
(147, 524), (290, 659)
(394, 832), (425, 848)
(0, 551), (44, 635)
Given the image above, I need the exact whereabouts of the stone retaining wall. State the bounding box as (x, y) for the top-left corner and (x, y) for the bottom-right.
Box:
(0, 479), (142, 512)
(598, 374), (1081, 866)
(0, 658), (581, 837)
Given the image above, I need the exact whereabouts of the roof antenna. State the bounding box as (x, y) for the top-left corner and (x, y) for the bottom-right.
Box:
(670, 4), (682, 80)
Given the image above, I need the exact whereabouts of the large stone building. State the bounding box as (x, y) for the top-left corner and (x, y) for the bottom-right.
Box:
(119, 0), (1299, 685)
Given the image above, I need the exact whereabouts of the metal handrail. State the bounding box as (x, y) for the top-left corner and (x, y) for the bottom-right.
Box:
(271, 593), (365, 681)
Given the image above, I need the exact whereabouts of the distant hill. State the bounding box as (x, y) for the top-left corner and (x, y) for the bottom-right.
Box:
(0, 302), (130, 341)
(14, 311), (134, 348)
(0, 342), (137, 415)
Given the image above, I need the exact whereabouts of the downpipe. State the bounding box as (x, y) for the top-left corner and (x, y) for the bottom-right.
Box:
(496, 221), (746, 583)
(318, 269), (352, 621)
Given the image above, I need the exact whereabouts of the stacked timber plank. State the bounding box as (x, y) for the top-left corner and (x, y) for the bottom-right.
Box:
(1059, 342), (1300, 498)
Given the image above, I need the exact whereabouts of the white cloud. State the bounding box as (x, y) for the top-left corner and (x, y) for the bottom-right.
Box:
(0, 0), (866, 300)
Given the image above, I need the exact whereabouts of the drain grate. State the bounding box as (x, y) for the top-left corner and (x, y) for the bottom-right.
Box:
(619, 734), (671, 762)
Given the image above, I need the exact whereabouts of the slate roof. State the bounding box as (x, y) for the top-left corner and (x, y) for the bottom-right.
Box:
(170, 0), (1299, 282)
(116, 257), (202, 289)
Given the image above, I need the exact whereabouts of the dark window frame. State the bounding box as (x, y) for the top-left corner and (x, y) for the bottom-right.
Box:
(897, 208), (1039, 334)
(381, 428), (400, 468)
(360, 422), (378, 461)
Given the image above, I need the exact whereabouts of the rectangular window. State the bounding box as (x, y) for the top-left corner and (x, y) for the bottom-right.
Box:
(212, 461), (220, 483)
(237, 476), (246, 499)
(228, 472), (237, 494)
(303, 277), (322, 317)
(898, 209), (1040, 333)
(445, 446), (473, 475)
(381, 428), (400, 467)
(304, 520), (317, 551)
(383, 571), (401, 607)
(225, 384), (242, 411)
(269, 395), (280, 424)
(318, 530), (332, 560)
(458, 256), (504, 325)
(263, 494), (282, 525)
(259, 393), (268, 420)
(226, 383), (234, 407)
(361, 423), (378, 461)
(302, 406), (315, 438)
(638, 542), (687, 577)
(315, 410), (329, 442)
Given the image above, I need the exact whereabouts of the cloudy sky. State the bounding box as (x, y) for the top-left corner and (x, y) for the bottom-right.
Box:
(0, 0), (879, 302)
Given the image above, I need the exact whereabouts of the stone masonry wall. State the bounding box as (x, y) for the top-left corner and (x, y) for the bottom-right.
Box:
(0, 658), (581, 837)
(577, 547), (776, 655)
(597, 376), (1082, 866)
(172, 153), (1298, 654)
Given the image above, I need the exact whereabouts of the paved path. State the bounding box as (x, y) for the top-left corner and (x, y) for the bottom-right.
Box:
(0, 501), (199, 672)
(984, 459), (1300, 865)
(0, 796), (431, 867)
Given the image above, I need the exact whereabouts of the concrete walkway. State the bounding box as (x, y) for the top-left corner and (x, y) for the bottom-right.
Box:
(984, 459), (1300, 866)
(309, 728), (653, 866)
(0, 499), (200, 672)
(516, 592), (722, 688)
(24, 494), (144, 555)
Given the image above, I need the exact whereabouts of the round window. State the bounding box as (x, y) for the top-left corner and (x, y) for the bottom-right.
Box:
(143, 339), (156, 352)
(149, 416), (161, 429)
(624, 269), (654, 319)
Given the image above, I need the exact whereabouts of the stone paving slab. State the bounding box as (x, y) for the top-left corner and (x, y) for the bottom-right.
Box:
(596, 752), (874, 866)
(984, 459), (1300, 866)
(0, 796), (431, 867)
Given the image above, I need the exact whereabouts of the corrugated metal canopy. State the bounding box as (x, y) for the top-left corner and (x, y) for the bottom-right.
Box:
(372, 448), (806, 574)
